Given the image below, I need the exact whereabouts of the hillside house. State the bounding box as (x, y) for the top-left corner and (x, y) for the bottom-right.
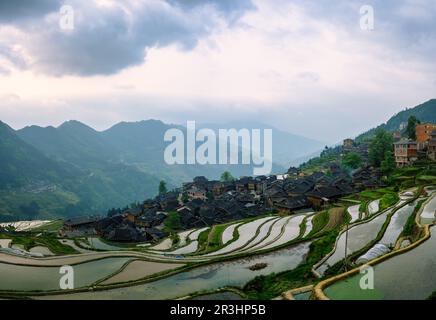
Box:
(393, 131), (402, 141)
(428, 131), (436, 161)
(343, 138), (354, 149)
(187, 186), (208, 201)
(416, 123), (436, 150)
(64, 216), (99, 232)
(272, 195), (309, 214)
(394, 140), (418, 167)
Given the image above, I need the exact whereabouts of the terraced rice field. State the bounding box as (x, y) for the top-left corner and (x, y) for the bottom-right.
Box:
(261, 215), (306, 250)
(100, 260), (185, 285)
(167, 241), (199, 255)
(239, 218), (280, 252)
(368, 199), (380, 215)
(420, 195), (436, 224)
(248, 217), (292, 251)
(87, 238), (126, 251)
(177, 229), (195, 247)
(325, 225), (436, 300)
(0, 239), (11, 249)
(0, 220), (51, 232)
(29, 246), (55, 256)
(378, 199), (418, 247)
(302, 215), (315, 238)
(315, 206), (394, 276)
(35, 242), (312, 300)
(0, 257), (134, 291)
(221, 222), (242, 245)
(150, 238), (173, 251)
(347, 205), (360, 224)
(188, 227), (210, 241)
(205, 217), (275, 256)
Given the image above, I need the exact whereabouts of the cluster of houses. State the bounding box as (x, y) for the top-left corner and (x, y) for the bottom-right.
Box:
(393, 123), (436, 167)
(62, 124), (436, 243)
(62, 162), (385, 242)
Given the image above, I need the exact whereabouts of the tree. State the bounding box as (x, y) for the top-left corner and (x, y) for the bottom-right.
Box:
(381, 150), (396, 176)
(368, 129), (394, 167)
(220, 171), (235, 182)
(342, 152), (362, 169)
(405, 115), (420, 140)
(158, 180), (167, 195)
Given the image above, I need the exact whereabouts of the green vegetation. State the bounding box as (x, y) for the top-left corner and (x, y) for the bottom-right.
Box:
(406, 115), (420, 140)
(381, 150), (396, 177)
(196, 228), (211, 252)
(163, 211), (181, 232)
(359, 201), (368, 215)
(31, 220), (64, 233)
(158, 180), (167, 195)
(355, 99), (436, 142)
(199, 224), (227, 254)
(401, 199), (425, 241)
(427, 291), (436, 300)
(322, 207), (346, 232)
(0, 232), (77, 255)
(379, 191), (400, 211)
(368, 129), (393, 168)
(220, 171), (235, 182)
(243, 230), (339, 299)
(308, 211), (329, 237)
(342, 152), (362, 169)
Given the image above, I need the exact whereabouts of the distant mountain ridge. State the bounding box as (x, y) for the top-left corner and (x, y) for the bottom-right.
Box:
(356, 99), (436, 141)
(1, 118), (323, 221)
(3, 98), (432, 222)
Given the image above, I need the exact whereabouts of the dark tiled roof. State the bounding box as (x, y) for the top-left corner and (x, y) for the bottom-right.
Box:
(273, 195), (309, 209)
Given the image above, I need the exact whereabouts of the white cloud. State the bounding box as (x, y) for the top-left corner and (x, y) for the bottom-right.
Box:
(0, 0), (435, 142)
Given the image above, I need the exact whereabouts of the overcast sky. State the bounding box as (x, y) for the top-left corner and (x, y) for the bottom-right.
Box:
(0, 0), (435, 143)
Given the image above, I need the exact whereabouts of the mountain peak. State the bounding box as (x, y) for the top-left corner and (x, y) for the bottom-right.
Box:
(58, 120), (97, 134)
(58, 120), (90, 129)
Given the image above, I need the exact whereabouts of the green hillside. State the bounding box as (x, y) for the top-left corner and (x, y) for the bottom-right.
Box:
(1, 119), (286, 221)
(356, 99), (436, 141)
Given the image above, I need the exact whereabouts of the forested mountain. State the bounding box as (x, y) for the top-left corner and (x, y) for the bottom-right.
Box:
(356, 99), (436, 141)
(3, 98), (432, 222)
(1, 119), (298, 221)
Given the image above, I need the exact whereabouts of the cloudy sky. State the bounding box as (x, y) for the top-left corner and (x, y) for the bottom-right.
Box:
(0, 0), (435, 143)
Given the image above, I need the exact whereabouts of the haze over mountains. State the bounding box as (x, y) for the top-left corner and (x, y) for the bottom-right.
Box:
(1, 99), (434, 221)
(0, 119), (323, 221)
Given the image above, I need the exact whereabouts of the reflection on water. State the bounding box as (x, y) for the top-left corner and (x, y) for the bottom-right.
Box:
(316, 209), (391, 275)
(420, 195), (436, 224)
(326, 226), (436, 300)
(38, 242), (311, 300)
(0, 257), (132, 291)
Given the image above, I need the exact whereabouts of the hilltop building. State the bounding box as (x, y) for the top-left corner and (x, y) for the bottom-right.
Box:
(343, 138), (354, 150)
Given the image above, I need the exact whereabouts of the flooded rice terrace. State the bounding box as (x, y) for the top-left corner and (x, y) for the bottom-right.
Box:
(35, 242), (311, 300)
